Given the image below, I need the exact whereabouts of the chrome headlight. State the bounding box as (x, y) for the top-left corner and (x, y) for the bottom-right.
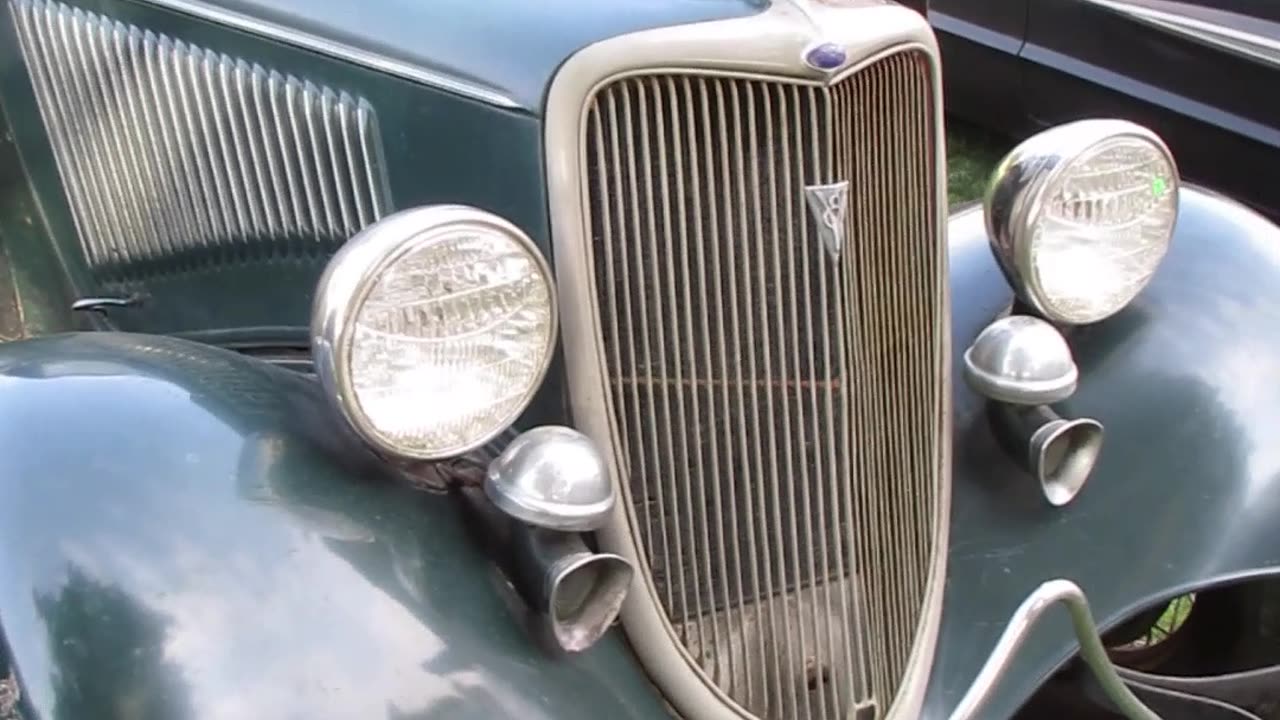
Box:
(985, 119), (1179, 324)
(312, 205), (557, 460)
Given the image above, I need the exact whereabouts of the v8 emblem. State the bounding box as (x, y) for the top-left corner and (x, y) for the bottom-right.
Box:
(804, 181), (850, 258)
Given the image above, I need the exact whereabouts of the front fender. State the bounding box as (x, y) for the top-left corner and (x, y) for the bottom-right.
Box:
(924, 186), (1280, 718)
(0, 334), (667, 719)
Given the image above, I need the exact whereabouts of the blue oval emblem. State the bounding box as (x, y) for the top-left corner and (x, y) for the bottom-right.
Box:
(804, 42), (847, 72)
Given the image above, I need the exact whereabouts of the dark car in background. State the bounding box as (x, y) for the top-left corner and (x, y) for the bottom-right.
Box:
(931, 0), (1280, 219)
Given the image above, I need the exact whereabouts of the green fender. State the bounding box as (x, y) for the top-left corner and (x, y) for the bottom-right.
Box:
(925, 185), (1280, 717)
(0, 333), (668, 719)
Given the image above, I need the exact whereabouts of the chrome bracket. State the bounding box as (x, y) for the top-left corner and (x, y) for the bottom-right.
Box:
(948, 579), (1162, 720)
(71, 293), (146, 316)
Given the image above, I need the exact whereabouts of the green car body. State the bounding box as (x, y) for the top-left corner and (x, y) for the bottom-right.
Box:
(3, 1), (1280, 719)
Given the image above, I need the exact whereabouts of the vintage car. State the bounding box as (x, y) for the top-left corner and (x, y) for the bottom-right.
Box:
(1, 0), (1279, 718)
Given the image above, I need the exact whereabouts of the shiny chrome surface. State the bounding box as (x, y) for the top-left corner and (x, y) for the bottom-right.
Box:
(9, 0), (390, 281)
(70, 294), (145, 315)
(460, 487), (634, 654)
(803, 181), (851, 258)
(962, 315), (1079, 405)
(108, 0), (520, 107)
(991, 404), (1104, 507)
(543, 536), (634, 652)
(1083, 0), (1280, 70)
(311, 205), (557, 461)
(1030, 415), (1103, 506)
(947, 580), (1160, 720)
(485, 426), (617, 532)
(545, 4), (950, 718)
(984, 119), (1179, 324)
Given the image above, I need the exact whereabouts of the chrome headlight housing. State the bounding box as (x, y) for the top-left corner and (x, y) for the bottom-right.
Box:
(312, 205), (557, 460)
(985, 119), (1179, 324)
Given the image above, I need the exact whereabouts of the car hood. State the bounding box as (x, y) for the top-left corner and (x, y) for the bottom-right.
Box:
(196, 0), (767, 112)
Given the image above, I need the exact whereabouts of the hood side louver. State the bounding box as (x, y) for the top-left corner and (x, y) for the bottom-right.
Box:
(9, 0), (391, 283)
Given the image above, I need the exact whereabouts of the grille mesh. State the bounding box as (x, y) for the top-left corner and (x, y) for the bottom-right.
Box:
(9, 0), (389, 281)
(584, 51), (942, 720)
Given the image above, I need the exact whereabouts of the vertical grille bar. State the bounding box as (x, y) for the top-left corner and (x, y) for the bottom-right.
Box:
(696, 76), (759, 708)
(585, 50), (940, 720)
(9, 0), (390, 281)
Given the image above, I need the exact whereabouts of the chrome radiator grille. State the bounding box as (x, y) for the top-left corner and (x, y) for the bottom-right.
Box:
(583, 51), (943, 720)
(9, 0), (389, 281)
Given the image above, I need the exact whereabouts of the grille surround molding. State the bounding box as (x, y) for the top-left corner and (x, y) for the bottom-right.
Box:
(544, 3), (952, 719)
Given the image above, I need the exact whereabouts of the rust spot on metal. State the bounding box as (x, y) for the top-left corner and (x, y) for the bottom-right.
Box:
(610, 376), (845, 391)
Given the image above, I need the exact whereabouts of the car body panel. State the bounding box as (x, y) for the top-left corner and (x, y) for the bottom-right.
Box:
(1023, 0), (1280, 138)
(0, 98), (77, 339)
(180, 0), (766, 112)
(0, 332), (671, 719)
(928, 0), (1028, 128)
(923, 186), (1280, 718)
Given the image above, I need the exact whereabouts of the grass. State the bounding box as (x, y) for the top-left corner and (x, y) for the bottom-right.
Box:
(1154, 594), (1195, 643)
(945, 119), (1008, 208)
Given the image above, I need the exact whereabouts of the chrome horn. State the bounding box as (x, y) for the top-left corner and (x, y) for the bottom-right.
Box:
(506, 522), (632, 652)
(462, 426), (632, 653)
(991, 404), (1104, 506)
(965, 315), (1104, 505)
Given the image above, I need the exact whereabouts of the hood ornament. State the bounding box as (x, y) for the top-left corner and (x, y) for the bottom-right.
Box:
(804, 181), (850, 258)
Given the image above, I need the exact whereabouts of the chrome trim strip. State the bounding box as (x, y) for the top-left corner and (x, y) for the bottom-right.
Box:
(948, 580), (1161, 720)
(138, 0), (521, 108)
(1083, 0), (1280, 69)
(544, 2), (950, 718)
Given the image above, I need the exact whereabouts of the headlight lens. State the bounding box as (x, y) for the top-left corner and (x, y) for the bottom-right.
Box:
(985, 119), (1179, 324)
(312, 205), (557, 460)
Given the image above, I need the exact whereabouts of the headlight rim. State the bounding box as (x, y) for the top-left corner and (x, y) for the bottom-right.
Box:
(311, 204), (559, 461)
(984, 118), (1180, 325)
